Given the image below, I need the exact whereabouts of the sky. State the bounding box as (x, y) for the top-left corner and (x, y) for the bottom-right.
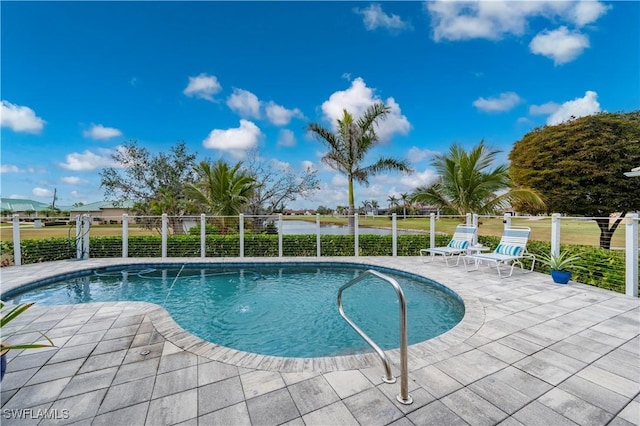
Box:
(1, 1), (639, 211)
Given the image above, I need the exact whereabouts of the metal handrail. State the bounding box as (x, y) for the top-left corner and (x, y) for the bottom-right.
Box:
(337, 269), (413, 405)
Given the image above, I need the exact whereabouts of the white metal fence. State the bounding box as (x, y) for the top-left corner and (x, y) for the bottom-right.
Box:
(2, 212), (638, 297)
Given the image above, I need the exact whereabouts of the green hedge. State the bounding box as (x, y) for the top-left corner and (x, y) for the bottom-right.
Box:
(1, 233), (632, 295)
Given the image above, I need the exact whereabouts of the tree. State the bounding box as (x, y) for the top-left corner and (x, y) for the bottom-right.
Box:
(387, 195), (399, 209)
(370, 200), (379, 216)
(411, 140), (544, 217)
(400, 193), (411, 219)
(100, 141), (197, 234)
(510, 111), (640, 249)
(185, 160), (256, 233)
(243, 152), (319, 216)
(307, 103), (413, 232)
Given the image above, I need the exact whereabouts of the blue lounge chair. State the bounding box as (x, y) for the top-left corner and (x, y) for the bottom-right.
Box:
(419, 225), (477, 267)
(464, 226), (535, 278)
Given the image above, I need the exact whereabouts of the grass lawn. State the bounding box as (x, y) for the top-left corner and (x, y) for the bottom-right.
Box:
(0, 216), (631, 249)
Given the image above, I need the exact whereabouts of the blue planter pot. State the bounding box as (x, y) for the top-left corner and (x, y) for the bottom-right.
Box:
(1, 353), (6, 382)
(551, 269), (572, 284)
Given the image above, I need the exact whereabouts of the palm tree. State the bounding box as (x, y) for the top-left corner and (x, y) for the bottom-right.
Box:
(307, 103), (413, 232)
(411, 140), (544, 217)
(361, 200), (371, 215)
(400, 192), (411, 219)
(185, 160), (256, 233)
(387, 195), (399, 209)
(370, 200), (379, 216)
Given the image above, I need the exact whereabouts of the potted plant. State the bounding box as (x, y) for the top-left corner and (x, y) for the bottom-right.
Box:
(537, 250), (583, 284)
(1, 301), (55, 381)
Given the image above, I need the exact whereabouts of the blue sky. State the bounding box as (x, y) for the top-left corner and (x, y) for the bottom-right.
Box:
(1, 1), (638, 210)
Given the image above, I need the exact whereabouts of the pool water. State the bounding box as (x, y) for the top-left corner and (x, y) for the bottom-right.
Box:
(5, 265), (464, 358)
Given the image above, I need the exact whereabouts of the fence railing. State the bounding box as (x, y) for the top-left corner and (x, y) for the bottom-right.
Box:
(1, 212), (637, 297)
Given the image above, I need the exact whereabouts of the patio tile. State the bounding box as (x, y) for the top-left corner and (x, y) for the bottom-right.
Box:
(198, 402), (251, 426)
(288, 375), (340, 415)
(146, 388), (197, 425)
(558, 375), (630, 415)
(1, 377), (70, 409)
(25, 358), (83, 386)
(246, 388), (301, 426)
(112, 356), (160, 385)
(343, 387), (404, 426)
(489, 366), (553, 399)
(547, 340), (602, 364)
(1, 389), (18, 407)
(0, 402), (53, 426)
(77, 319), (115, 334)
(198, 376), (245, 416)
(152, 365), (197, 399)
(512, 401), (578, 426)
(240, 370), (286, 399)
(97, 376), (155, 415)
(102, 324), (139, 340)
(577, 365), (640, 398)
(198, 360), (239, 386)
(441, 387), (508, 426)
(407, 400), (467, 426)
(497, 417), (525, 426)
(608, 416), (637, 426)
(468, 374), (536, 415)
(7, 350), (56, 371)
(388, 418), (416, 426)
(60, 366), (118, 399)
(323, 370), (374, 399)
(157, 351), (198, 374)
(435, 349), (509, 385)
(64, 329), (108, 347)
(411, 365), (464, 399)
(48, 388), (107, 425)
(302, 401), (359, 426)
(78, 349), (127, 374)
(92, 401), (149, 426)
(91, 335), (134, 355)
(0, 367), (39, 391)
(593, 352), (640, 382)
(618, 400), (640, 425)
(538, 388), (614, 426)
(497, 334), (543, 356)
(513, 356), (575, 385)
(479, 341), (528, 364)
(122, 342), (164, 364)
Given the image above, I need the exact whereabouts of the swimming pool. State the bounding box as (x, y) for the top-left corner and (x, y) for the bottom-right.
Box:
(4, 263), (464, 358)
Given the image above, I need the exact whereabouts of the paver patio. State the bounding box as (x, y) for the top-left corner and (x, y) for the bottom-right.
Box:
(1, 257), (638, 425)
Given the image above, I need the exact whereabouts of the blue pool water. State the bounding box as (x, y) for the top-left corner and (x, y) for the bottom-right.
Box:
(5, 264), (464, 358)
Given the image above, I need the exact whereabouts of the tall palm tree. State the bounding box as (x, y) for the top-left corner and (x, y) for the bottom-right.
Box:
(387, 195), (399, 209)
(411, 141), (544, 217)
(307, 103), (413, 232)
(370, 200), (379, 216)
(400, 192), (411, 219)
(185, 160), (256, 233)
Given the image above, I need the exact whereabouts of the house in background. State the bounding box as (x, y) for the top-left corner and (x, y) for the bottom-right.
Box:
(69, 201), (136, 224)
(0, 198), (72, 220)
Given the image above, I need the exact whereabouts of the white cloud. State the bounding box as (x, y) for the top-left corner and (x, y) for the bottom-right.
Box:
(400, 169), (438, 189)
(202, 119), (263, 160)
(331, 174), (349, 186)
(427, 1), (607, 42)
(1, 165), (20, 173)
(183, 73), (222, 101)
(271, 159), (291, 172)
(407, 147), (438, 163)
(61, 176), (88, 185)
(32, 187), (53, 197)
(70, 190), (84, 199)
(83, 123), (123, 140)
(59, 148), (120, 171)
(265, 101), (304, 126)
(321, 77), (411, 142)
(473, 92), (521, 112)
(529, 26), (589, 65)
(529, 102), (560, 115)
(547, 90), (600, 125)
(227, 88), (261, 119)
(277, 129), (296, 147)
(1, 100), (45, 133)
(355, 4), (412, 31)
(301, 160), (316, 172)
(9, 194), (29, 199)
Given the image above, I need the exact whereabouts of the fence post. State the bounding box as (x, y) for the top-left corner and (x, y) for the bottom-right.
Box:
(466, 213), (471, 227)
(122, 214), (128, 258)
(161, 213), (168, 258)
(82, 214), (90, 259)
(278, 214), (283, 258)
(316, 214), (321, 257)
(200, 214), (206, 258)
(392, 213), (397, 257)
(626, 213), (638, 297)
(239, 213), (245, 258)
(12, 214), (21, 266)
(76, 215), (82, 259)
(354, 213), (359, 257)
(472, 213), (479, 245)
(503, 213), (511, 230)
(430, 213), (435, 249)
(551, 213), (561, 257)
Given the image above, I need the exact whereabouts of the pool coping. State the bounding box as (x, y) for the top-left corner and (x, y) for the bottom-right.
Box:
(0, 257), (485, 373)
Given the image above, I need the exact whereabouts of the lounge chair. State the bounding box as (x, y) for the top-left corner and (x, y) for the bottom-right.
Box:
(419, 225), (477, 267)
(464, 226), (535, 278)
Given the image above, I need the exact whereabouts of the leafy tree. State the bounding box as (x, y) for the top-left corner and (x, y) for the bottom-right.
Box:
(185, 160), (256, 233)
(510, 111), (640, 249)
(387, 195), (399, 209)
(400, 192), (411, 219)
(411, 140), (544, 218)
(307, 103), (413, 232)
(370, 200), (379, 216)
(100, 141), (197, 234)
(316, 205), (332, 215)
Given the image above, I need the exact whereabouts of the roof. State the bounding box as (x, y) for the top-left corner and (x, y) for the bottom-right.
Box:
(1, 198), (52, 212)
(68, 200), (136, 212)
